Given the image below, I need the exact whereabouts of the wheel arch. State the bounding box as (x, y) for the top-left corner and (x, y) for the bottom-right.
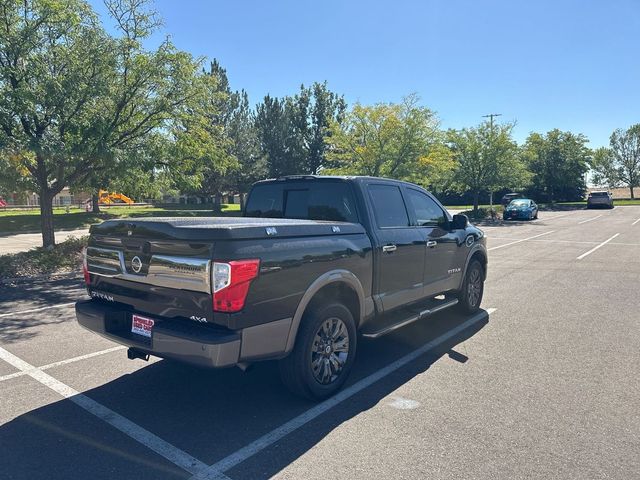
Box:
(458, 246), (488, 290)
(284, 270), (365, 354)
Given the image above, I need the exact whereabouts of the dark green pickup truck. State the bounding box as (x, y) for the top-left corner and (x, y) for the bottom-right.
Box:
(76, 176), (487, 399)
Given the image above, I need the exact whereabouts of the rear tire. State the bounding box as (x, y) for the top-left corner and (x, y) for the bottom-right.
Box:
(279, 303), (357, 400)
(456, 260), (484, 314)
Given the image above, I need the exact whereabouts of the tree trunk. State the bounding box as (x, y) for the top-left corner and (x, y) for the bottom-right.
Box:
(214, 193), (222, 213)
(239, 192), (246, 212)
(489, 191), (494, 221)
(472, 191), (480, 214)
(630, 185), (635, 200)
(91, 192), (101, 213)
(39, 188), (56, 248)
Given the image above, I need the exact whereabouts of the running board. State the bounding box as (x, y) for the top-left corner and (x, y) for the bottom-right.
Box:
(362, 298), (459, 339)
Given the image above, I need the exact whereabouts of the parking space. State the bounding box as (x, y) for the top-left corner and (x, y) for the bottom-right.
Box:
(1, 207), (639, 479)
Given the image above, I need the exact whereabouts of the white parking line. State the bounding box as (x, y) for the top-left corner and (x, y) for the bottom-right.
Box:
(0, 302), (75, 319)
(189, 308), (496, 480)
(541, 212), (574, 221)
(578, 214), (603, 224)
(488, 237), (640, 247)
(632, 218), (640, 226)
(488, 231), (555, 251)
(576, 233), (620, 260)
(0, 345), (218, 478)
(0, 345), (128, 383)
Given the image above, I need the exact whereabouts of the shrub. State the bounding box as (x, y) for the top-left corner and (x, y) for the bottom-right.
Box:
(0, 236), (88, 279)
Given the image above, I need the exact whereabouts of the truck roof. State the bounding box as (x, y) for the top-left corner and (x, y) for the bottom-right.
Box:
(254, 175), (410, 185)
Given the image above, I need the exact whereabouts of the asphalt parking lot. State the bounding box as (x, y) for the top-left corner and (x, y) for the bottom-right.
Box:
(1, 207), (639, 480)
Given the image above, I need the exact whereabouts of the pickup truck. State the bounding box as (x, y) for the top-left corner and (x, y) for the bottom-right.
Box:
(76, 176), (487, 399)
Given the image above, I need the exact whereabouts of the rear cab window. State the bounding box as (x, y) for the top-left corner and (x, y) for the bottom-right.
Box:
(245, 181), (359, 222)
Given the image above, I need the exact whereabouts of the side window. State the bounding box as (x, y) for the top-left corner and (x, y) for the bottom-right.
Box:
(368, 185), (410, 228)
(406, 189), (447, 228)
(308, 183), (358, 222)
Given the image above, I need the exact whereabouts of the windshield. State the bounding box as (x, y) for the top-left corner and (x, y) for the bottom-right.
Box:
(509, 199), (530, 207)
(245, 181), (359, 222)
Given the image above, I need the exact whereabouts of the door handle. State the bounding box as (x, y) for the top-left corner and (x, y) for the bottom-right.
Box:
(382, 244), (397, 253)
(426, 240), (437, 248)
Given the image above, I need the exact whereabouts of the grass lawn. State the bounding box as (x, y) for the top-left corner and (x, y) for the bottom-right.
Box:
(556, 199), (640, 206)
(446, 199), (640, 211)
(0, 204), (241, 235)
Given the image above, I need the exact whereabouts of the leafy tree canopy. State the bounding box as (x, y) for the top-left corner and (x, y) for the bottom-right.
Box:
(522, 129), (590, 203)
(609, 124), (640, 199)
(447, 120), (527, 211)
(325, 95), (452, 187)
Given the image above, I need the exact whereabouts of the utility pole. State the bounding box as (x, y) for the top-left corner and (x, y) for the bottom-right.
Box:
(482, 113), (502, 219)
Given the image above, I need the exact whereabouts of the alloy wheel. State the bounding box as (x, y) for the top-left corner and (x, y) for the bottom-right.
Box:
(310, 317), (350, 385)
(467, 268), (482, 307)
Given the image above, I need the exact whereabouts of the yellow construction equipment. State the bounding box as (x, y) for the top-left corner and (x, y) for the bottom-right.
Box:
(99, 190), (134, 204)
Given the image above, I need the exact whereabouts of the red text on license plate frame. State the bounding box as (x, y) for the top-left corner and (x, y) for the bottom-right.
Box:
(131, 314), (154, 338)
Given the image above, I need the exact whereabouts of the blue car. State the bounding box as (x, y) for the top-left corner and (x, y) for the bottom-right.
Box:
(503, 199), (538, 221)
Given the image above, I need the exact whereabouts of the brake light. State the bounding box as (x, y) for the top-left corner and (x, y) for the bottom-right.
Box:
(82, 247), (90, 286)
(212, 259), (260, 312)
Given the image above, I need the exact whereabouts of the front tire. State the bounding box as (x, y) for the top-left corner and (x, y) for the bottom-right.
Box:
(456, 260), (485, 314)
(279, 303), (357, 400)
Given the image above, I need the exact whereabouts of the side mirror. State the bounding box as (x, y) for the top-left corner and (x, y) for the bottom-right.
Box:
(452, 214), (468, 230)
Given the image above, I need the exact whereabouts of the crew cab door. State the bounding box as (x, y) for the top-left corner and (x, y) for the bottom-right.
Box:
(404, 188), (464, 296)
(367, 184), (426, 312)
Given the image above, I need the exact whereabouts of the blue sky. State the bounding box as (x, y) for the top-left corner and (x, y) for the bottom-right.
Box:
(91, 0), (639, 148)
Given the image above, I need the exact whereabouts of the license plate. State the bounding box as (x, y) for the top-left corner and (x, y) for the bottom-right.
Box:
(131, 314), (154, 338)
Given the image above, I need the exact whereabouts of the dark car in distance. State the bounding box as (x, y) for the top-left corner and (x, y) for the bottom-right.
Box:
(76, 176), (488, 399)
(501, 192), (524, 207)
(503, 199), (538, 221)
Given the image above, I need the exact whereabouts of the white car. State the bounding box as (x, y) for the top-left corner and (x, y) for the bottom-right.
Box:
(587, 191), (614, 209)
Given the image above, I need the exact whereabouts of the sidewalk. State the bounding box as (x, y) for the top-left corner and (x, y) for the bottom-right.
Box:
(0, 229), (89, 254)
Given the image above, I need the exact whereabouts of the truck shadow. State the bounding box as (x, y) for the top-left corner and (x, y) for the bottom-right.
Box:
(0, 309), (490, 480)
(0, 278), (87, 343)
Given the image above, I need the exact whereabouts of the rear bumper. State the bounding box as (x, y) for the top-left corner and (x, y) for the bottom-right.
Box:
(76, 300), (241, 367)
(587, 200), (612, 206)
(503, 211), (529, 219)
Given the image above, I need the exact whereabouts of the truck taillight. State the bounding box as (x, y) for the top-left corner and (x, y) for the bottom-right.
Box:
(212, 259), (260, 313)
(82, 247), (90, 286)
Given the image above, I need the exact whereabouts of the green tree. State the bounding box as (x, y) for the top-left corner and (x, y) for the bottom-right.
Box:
(298, 82), (346, 174)
(609, 125), (640, 199)
(255, 95), (294, 177)
(447, 121), (528, 212)
(522, 129), (591, 203)
(170, 60), (240, 210)
(226, 90), (266, 208)
(0, 0), (199, 246)
(326, 95), (450, 185)
(0, 151), (35, 201)
(590, 147), (620, 189)
(255, 82), (345, 177)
